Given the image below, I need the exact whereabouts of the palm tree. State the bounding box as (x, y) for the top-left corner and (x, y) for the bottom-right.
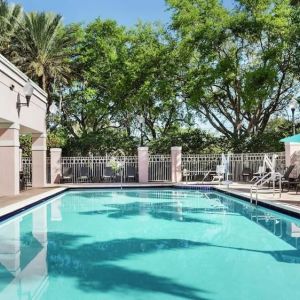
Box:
(0, 0), (22, 55)
(11, 12), (76, 112)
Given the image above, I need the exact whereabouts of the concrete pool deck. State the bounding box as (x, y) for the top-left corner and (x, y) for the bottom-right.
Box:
(0, 182), (300, 220)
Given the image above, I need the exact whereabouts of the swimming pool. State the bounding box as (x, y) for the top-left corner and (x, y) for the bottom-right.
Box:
(0, 188), (300, 300)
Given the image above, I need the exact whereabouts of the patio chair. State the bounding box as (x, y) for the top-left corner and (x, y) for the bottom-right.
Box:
(240, 167), (252, 182)
(103, 167), (114, 182)
(296, 183), (300, 194)
(270, 164), (295, 189)
(78, 166), (90, 182)
(61, 167), (73, 183)
(282, 172), (300, 192)
(19, 171), (27, 191)
(182, 168), (191, 183)
(211, 165), (225, 182)
(250, 166), (265, 182)
(126, 166), (136, 182)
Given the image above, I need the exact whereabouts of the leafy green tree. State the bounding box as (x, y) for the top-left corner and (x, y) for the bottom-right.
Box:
(124, 23), (190, 141)
(168, 0), (298, 151)
(57, 20), (130, 154)
(10, 12), (78, 112)
(19, 134), (32, 157)
(242, 118), (295, 152)
(0, 0), (22, 55)
(149, 128), (223, 154)
(58, 19), (192, 154)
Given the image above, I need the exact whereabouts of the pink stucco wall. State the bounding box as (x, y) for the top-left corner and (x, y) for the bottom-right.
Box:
(0, 55), (47, 196)
(171, 146), (182, 183)
(0, 125), (20, 195)
(138, 147), (149, 183)
(0, 55), (47, 134)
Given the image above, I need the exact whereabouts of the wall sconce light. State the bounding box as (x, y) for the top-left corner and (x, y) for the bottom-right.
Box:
(23, 81), (34, 106)
(16, 81), (34, 116)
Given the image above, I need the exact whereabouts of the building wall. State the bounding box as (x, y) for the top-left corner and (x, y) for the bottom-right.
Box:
(0, 54), (47, 132)
(0, 54), (48, 196)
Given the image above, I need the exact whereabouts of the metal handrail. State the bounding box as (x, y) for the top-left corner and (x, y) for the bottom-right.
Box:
(250, 172), (282, 205)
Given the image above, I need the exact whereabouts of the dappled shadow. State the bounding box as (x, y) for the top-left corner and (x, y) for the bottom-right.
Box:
(209, 243), (300, 264)
(79, 201), (219, 224)
(46, 231), (300, 300)
(47, 234), (211, 266)
(47, 233), (211, 299)
(71, 263), (208, 299)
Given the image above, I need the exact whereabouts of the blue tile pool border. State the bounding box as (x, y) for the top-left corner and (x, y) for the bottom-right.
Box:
(0, 184), (300, 222)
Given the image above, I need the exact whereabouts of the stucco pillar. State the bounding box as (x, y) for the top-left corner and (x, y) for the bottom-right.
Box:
(138, 147), (149, 183)
(285, 143), (300, 166)
(0, 123), (20, 195)
(284, 142), (300, 178)
(32, 133), (47, 188)
(171, 146), (182, 183)
(50, 148), (62, 184)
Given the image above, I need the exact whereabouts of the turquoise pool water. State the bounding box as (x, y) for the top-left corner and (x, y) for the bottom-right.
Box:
(0, 188), (300, 300)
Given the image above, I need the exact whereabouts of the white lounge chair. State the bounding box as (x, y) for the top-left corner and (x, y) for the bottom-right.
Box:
(250, 166), (265, 182)
(212, 165), (225, 182)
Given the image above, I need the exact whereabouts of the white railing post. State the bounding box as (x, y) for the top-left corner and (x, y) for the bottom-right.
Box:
(19, 148), (23, 172)
(138, 147), (149, 183)
(50, 148), (62, 184)
(171, 146), (182, 183)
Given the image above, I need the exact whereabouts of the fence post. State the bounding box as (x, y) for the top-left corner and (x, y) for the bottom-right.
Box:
(171, 146), (182, 183)
(50, 148), (62, 184)
(138, 147), (149, 183)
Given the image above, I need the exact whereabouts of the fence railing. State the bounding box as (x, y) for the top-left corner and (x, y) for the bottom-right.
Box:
(181, 152), (286, 181)
(148, 155), (171, 182)
(22, 157), (32, 186)
(61, 156), (138, 183)
(22, 151), (286, 185)
(21, 157), (51, 186)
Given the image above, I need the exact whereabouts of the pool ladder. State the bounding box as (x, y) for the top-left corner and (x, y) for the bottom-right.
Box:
(250, 172), (282, 205)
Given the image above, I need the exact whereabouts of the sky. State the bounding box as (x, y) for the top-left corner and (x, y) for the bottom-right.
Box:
(12, 0), (235, 27)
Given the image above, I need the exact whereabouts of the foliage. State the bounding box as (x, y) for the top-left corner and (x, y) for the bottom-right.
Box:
(19, 134), (32, 157)
(47, 131), (67, 149)
(167, 0), (298, 151)
(243, 118), (298, 152)
(149, 129), (224, 154)
(61, 128), (137, 156)
(55, 20), (192, 155)
(2, 0), (300, 155)
(107, 157), (122, 172)
(124, 23), (190, 141)
(0, 0), (22, 54)
(10, 12), (80, 112)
